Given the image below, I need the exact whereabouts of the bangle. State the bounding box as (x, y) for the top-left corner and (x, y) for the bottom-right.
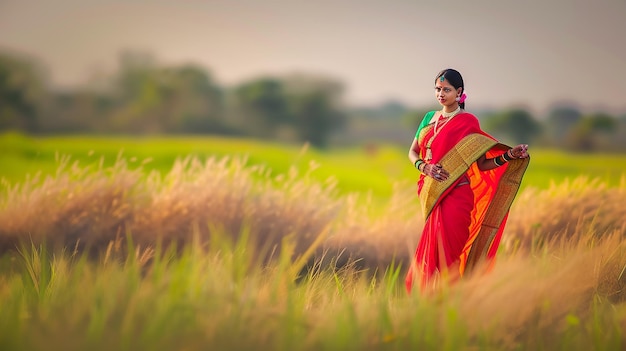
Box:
(493, 153), (510, 167)
(414, 159), (424, 171)
(503, 150), (514, 162)
(493, 154), (509, 167)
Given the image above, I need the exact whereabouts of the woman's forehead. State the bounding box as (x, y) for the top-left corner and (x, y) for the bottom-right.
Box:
(435, 79), (454, 88)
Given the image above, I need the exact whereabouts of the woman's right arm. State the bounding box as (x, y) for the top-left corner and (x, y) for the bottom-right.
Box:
(408, 137), (421, 166)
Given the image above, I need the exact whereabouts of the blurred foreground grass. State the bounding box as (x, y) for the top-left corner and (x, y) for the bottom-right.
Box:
(1, 232), (623, 351)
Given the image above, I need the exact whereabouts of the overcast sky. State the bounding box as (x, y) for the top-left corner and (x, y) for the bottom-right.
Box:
(1, 0), (625, 114)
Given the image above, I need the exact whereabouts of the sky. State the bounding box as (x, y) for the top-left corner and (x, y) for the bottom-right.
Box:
(1, 0), (625, 114)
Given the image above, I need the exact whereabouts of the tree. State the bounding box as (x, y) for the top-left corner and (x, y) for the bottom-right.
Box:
(233, 78), (289, 138)
(565, 113), (617, 151)
(0, 51), (47, 132)
(483, 108), (542, 145)
(43, 90), (113, 133)
(545, 106), (582, 145)
(232, 73), (347, 147)
(282, 74), (346, 148)
(159, 64), (224, 134)
(288, 90), (344, 148)
(109, 51), (224, 134)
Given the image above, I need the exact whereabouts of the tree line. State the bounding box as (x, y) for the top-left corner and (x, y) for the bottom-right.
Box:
(478, 107), (626, 152)
(2, 49), (625, 151)
(1, 50), (346, 148)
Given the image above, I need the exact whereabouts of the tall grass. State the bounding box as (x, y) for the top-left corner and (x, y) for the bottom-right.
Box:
(0, 152), (625, 350)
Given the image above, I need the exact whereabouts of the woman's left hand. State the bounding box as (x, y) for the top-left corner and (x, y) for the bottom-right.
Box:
(509, 144), (529, 159)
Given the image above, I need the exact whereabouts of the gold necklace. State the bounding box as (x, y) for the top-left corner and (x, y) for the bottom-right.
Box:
(441, 106), (460, 118)
(424, 108), (461, 161)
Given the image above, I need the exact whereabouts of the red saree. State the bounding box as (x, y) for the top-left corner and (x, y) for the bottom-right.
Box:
(405, 112), (529, 293)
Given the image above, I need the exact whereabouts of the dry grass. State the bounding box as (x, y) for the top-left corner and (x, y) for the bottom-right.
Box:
(503, 176), (626, 252)
(0, 155), (341, 263)
(0, 154), (625, 293)
(457, 231), (626, 347)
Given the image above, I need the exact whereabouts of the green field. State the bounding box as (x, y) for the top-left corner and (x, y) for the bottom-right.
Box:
(2, 132), (626, 198)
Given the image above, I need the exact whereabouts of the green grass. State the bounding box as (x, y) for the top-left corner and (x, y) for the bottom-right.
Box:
(2, 132), (626, 199)
(523, 149), (626, 189)
(0, 132), (412, 201)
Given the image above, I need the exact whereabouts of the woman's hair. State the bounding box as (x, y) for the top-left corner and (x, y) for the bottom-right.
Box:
(435, 68), (465, 109)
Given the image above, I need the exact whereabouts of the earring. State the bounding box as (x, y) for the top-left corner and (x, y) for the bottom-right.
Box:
(455, 96), (460, 102)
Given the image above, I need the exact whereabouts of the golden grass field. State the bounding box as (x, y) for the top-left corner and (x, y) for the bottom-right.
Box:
(0, 133), (625, 350)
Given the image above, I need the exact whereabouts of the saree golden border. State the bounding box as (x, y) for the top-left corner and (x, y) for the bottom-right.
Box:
(417, 133), (530, 273)
(464, 152), (529, 271)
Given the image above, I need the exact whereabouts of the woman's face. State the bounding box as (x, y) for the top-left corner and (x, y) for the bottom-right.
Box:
(434, 78), (461, 107)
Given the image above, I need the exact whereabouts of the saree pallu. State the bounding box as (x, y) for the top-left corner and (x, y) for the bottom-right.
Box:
(405, 112), (529, 293)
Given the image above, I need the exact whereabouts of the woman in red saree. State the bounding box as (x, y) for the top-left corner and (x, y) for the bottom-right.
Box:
(405, 69), (530, 293)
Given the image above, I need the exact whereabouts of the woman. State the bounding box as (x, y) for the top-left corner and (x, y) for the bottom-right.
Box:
(405, 68), (530, 293)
